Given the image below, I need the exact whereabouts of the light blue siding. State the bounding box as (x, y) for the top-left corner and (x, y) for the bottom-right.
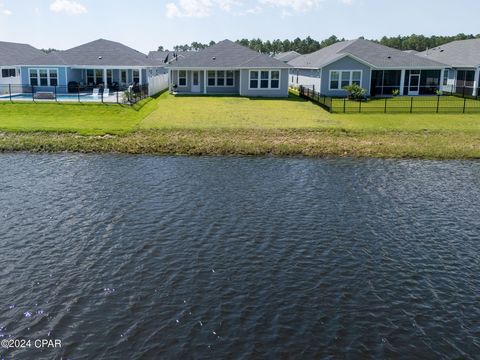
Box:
(321, 56), (371, 96)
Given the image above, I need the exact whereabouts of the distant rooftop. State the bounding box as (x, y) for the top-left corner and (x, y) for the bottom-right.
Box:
(0, 41), (45, 66)
(418, 39), (480, 68)
(288, 39), (447, 69)
(168, 40), (290, 69)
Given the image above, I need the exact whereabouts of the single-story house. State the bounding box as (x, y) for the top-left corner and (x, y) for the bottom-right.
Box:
(417, 39), (480, 96)
(288, 39), (448, 97)
(19, 39), (166, 94)
(274, 51), (301, 63)
(0, 41), (45, 91)
(167, 40), (291, 97)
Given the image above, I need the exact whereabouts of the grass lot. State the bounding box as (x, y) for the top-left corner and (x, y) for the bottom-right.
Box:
(0, 92), (479, 158)
(331, 96), (480, 114)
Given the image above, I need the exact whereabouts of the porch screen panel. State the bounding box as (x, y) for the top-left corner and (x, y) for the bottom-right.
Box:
(420, 70), (440, 95)
(383, 70), (401, 96)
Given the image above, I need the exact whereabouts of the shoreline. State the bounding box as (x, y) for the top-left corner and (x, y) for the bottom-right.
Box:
(0, 129), (479, 159)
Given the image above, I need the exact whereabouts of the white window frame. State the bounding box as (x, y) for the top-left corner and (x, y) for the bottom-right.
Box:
(248, 70), (281, 90)
(177, 70), (187, 87)
(29, 68), (58, 86)
(206, 70), (235, 87)
(328, 70), (363, 90)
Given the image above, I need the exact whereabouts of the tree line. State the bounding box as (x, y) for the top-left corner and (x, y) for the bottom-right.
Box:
(160, 33), (480, 54)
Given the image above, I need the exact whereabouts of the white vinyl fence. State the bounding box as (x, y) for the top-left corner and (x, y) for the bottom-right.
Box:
(148, 74), (169, 96)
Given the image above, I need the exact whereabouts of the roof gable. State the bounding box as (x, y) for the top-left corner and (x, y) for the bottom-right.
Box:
(418, 39), (480, 68)
(0, 41), (46, 66)
(289, 39), (447, 69)
(27, 39), (153, 67)
(168, 40), (290, 69)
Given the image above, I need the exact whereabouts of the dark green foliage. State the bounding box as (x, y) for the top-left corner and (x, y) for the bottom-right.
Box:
(164, 33), (480, 55)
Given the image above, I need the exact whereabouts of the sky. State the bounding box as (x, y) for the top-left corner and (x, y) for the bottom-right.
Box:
(0, 0), (479, 53)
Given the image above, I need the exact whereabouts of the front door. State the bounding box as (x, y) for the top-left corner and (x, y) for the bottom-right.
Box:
(408, 74), (420, 95)
(192, 71), (200, 93)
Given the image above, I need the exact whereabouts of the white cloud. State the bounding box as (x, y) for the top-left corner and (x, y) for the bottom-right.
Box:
(166, 0), (246, 18)
(166, 0), (213, 18)
(50, 0), (87, 15)
(0, 1), (12, 16)
(259, 0), (323, 12)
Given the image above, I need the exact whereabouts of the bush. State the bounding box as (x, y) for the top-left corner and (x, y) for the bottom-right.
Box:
(392, 89), (400, 97)
(343, 84), (366, 100)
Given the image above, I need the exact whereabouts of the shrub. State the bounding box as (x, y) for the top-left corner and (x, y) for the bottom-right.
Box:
(343, 84), (366, 100)
(392, 89), (400, 97)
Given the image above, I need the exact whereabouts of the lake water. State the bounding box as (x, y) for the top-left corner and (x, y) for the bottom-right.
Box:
(0, 154), (479, 359)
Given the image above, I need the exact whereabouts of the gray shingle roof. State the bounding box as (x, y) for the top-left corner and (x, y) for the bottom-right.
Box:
(0, 41), (45, 66)
(274, 51), (301, 62)
(418, 39), (480, 68)
(168, 40), (290, 69)
(289, 39), (447, 69)
(27, 39), (154, 67)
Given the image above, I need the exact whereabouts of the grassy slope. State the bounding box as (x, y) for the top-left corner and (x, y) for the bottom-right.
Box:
(0, 92), (479, 158)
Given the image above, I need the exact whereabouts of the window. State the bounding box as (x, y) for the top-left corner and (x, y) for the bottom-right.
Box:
(271, 71), (280, 88)
(226, 71), (234, 86)
(29, 69), (38, 86)
(1, 68), (16, 78)
(208, 71), (216, 86)
(217, 71), (225, 86)
(133, 70), (140, 84)
(178, 70), (187, 86)
(107, 70), (113, 85)
(207, 71), (235, 87)
(341, 72), (350, 88)
(250, 71), (259, 88)
(443, 69), (449, 86)
(352, 71), (361, 86)
(49, 69), (58, 86)
(329, 70), (362, 90)
(87, 69), (95, 85)
(249, 70), (281, 89)
(121, 70), (127, 84)
(29, 69), (59, 86)
(260, 71), (269, 88)
(330, 71), (339, 89)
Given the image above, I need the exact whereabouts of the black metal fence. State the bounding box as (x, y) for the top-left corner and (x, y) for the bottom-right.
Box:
(0, 84), (149, 105)
(299, 85), (480, 114)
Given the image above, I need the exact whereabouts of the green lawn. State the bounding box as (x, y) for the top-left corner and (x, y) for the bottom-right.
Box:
(0, 92), (479, 158)
(0, 98), (158, 135)
(331, 96), (480, 114)
(140, 92), (480, 133)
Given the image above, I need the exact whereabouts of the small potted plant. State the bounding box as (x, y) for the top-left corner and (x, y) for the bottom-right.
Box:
(392, 89), (400, 97)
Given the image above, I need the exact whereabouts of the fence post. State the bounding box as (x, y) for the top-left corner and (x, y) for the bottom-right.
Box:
(116, 90), (119, 104)
(384, 98), (387, 113)
(463, 97), (466, 113)
(54, 86), (57, 102)
(410, 97), (413, 113)
(32, 85), (35, 102)
(343, 98), (346, 113)
(8, 84), (11, 102)
(436, 95), (440, 113)
(77, 85), (80, 103)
